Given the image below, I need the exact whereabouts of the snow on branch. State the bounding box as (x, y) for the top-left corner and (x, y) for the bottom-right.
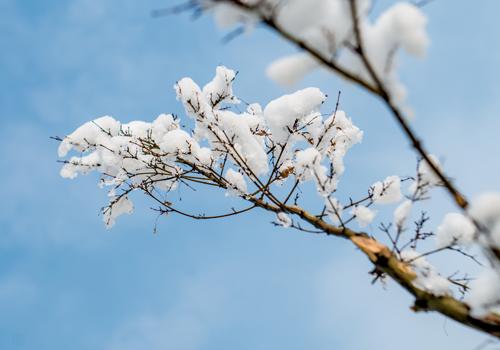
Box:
(184, 0), (469, 216)
(57, 66), (500, 334)
(200, 0), (427, 110)
(58, 66), (362, 228)
(59, 0), (500, 337)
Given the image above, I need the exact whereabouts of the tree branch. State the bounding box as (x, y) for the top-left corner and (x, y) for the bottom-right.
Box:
(217, 0), (470, 211)
(174, 157), (500, 337)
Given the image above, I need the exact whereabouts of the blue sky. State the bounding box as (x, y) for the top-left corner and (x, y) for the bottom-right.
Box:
(1, 0), (500, 349)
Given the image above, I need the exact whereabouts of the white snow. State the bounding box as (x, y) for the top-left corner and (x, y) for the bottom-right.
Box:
(325, 197), (343, 224)
(276, 212), (293, 228)
(103, 195), (134, 228)
(436, 213), (476, 248)
(225, 168), (248, 196)
(467, 268), (500, 317)
(159, 129), (196, 155)
(469, 192), (500, 251)
(57, 67), (365, 227)
(294, 147), (322, 181)
(393, 199), (412, 230)
(214, 0), (428, 112)
(264, 87), (326, 144)
(58, 115), (120, 157)
(203, 66), (239, 107)
(351, 205), (376, 228)
(266, 53), (319, 87)
(372, 175), (402, 204)
(401, 250), (451, 297)
(469, 193), (500, 228)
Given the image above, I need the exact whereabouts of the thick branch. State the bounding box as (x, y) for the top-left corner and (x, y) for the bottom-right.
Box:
(213, 0), (380, 95)
(178, 155), (500, 338)
(218, 0), (469, 211)
(260, 200), (500, 337)
(347, 0), (468, 209)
